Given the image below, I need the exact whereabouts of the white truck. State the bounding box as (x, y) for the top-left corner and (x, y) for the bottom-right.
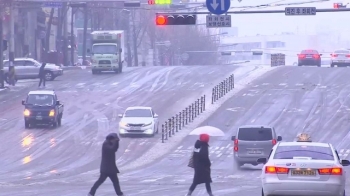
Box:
(88, 30), (125, 74)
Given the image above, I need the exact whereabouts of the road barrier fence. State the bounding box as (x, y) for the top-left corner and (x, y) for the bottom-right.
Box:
(211, 74), (234, 104)
(161, 95), (206, 143)
(160, 74), (235, 143)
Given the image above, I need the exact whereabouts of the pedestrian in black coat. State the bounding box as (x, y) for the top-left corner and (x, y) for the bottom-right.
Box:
(186, 133), (214, 196)
(38, 63), (46, 87)
(88, 133), (124, 196)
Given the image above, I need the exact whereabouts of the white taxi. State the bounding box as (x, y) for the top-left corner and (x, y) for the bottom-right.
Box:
(258, 134), (349, 196)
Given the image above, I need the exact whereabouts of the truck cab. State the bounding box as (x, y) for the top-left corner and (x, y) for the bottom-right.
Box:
(89, 31), (125, 74)
(22, 90), (64, 128)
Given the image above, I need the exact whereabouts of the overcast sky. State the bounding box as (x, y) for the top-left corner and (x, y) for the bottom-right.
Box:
(198, 0), (350, 36)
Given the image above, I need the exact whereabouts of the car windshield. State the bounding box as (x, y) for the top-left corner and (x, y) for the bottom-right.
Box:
(92, 45), (118, 54)
(124, 109), (152, 117)
(237, 128), (273, 141)
(274, 146), (334, 160)
(26, 94), (54, 106)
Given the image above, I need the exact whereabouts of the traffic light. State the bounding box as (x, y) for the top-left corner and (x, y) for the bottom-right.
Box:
(333, 3), (346, 8)
(155, 15), (196, 25)
(148, 0), (171, 5)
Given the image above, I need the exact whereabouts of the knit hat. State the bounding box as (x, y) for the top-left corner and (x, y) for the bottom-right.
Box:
(199, 133), (210, 143)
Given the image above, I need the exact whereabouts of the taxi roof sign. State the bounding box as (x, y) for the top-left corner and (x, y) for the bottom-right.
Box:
(297, 133), (312, 142)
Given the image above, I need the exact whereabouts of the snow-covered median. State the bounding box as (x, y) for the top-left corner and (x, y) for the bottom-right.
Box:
(121, 65), (277, 171)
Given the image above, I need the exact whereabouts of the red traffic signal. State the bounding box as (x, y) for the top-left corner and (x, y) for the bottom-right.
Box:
(155, 15), (196, 25)
(333, 3), (346, 8)
(156, 15), (167, 25)
(148, 0), (155, 5)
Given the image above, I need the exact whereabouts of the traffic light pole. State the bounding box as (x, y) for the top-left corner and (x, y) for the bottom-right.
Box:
(0, 7), (4, 89)
(82, 5), (88, 66)
(9, 5), (15, 77)
(156, 8), (350, 15)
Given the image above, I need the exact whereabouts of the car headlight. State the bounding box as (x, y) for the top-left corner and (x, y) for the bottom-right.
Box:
(119, 122), (129, 127)
(23, 109), (30, 116)
(142, 122), (152, 127)
(49, 109), (55, 117)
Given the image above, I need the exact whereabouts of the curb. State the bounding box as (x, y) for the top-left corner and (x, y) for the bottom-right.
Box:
(0, 87), (10, 94)
(62, 66), (91, 70)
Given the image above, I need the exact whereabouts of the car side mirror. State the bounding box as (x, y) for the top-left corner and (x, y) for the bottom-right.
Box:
(297, 54), (299, 56)
(87, 49), (90, 53)
(257, 158), (267, 164)
(118, 114), (123, 118)
(277, 136), (282, 141)
(341, 159), (350, 166)
(154, 114), (158, 118)
(231, 136), (236, 141)
(56, 101), (60, 105)
(319, 54), (322, 56)
(22, 100), (25, 105)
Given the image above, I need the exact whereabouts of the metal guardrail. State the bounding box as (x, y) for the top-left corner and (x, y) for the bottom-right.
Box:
(212, 74), (234, 104)
(160, 74), (235, 143)
(161, 95), (206, 143)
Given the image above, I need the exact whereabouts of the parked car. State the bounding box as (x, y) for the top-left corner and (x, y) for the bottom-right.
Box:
(3, 58), (63, 82)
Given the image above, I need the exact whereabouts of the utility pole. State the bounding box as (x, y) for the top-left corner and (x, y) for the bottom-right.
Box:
(82, 4), (88, 65)
(70, 7), (74, 66)
(62, 2), (68, 66)
(9, 3), (15, 70)
(0, 7), (4, 88)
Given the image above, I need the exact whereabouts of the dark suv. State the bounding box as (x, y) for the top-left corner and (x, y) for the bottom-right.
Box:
(231, 125), (282, 168)
(297, 49), (322, 67)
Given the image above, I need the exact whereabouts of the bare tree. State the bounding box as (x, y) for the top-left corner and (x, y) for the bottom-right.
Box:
(130, 9), (149, 66)
(45, 8), (54, 55)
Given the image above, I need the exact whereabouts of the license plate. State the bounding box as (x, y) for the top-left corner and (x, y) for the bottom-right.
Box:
(248, 150), (262, 154)
(36, 116), (43, 120)
(131, 126), (141, 130)
(291, 169), (316, 176)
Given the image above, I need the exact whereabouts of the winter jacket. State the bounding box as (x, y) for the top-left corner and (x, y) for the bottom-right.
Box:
(192, 140), (212, 184)
(100, 140), (120, 174)
(39, 63), (46, 78)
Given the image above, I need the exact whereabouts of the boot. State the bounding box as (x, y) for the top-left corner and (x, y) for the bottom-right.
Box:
(208, 192), (214, 196)
(185, 190), (192, 196)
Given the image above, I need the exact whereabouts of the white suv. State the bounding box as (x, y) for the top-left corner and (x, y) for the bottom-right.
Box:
(118, 106), (159, 137)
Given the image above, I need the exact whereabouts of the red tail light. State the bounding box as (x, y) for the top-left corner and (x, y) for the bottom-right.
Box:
(265, 166), (289, 174)
(346, 54), (350, 58)
(331, 54), (338, 57)
(233, 139), (238, 151)
(312, 54), (320, 59)
(298, 54), (306, 59)
(318, 168), (342, 175)
(272, 139), (277, 145)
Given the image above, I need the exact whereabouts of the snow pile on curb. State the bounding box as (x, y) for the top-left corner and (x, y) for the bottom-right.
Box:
(121, 66), (277, 171)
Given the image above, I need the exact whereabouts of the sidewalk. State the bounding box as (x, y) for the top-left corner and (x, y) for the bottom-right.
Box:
(0, 86), (10, 94)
